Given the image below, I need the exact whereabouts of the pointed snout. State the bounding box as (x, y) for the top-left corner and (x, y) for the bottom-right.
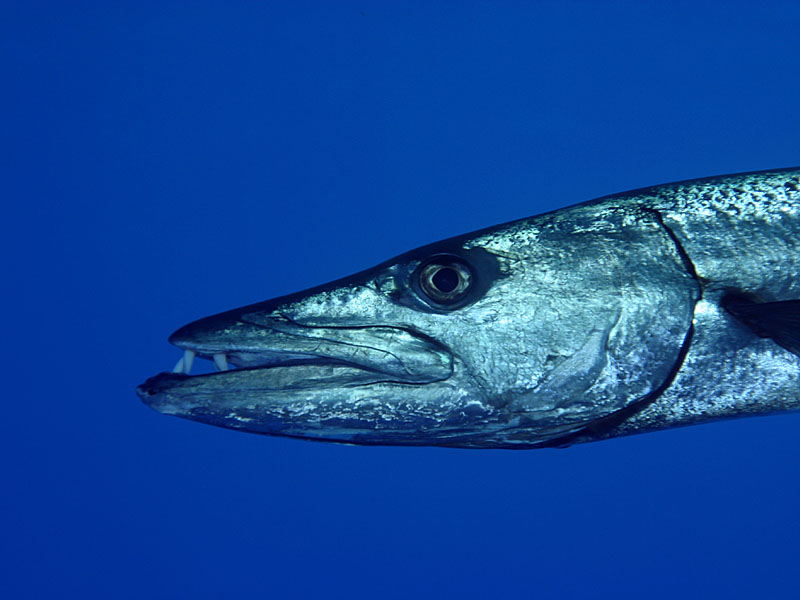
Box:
(166, 308), (280, 357)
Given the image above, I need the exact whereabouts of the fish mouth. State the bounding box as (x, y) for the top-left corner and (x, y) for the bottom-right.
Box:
(136, 311), (455, 420)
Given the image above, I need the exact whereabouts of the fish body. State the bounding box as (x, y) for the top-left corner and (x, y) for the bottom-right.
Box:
(137, 167), (800, 448)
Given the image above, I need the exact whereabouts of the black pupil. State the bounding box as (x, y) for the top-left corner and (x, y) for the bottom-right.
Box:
(432, 266), (460, 293)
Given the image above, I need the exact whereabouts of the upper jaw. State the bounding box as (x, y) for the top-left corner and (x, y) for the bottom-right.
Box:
(161, 309), (454, 384)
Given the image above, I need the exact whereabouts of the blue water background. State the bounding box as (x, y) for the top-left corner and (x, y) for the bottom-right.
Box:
(4, 2), (800, 598)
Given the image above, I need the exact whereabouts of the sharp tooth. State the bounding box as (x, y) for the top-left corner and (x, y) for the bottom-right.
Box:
(183, 350), (196, 373)
(213, 353), (229, 371)
(172, 356), (185, 373)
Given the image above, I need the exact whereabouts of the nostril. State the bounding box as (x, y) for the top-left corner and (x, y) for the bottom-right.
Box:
(135, 384), (156, 397)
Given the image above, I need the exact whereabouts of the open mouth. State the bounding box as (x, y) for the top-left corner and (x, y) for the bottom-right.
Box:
(137, 312), (454, 404)
(135, 310), (506, 447)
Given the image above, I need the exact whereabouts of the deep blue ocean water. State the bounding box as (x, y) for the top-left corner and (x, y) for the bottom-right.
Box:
(4, 2), (800, 598)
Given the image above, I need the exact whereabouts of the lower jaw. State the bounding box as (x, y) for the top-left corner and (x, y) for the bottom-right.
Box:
(136, 364), (472, 444)
(138, 362), (399, 401)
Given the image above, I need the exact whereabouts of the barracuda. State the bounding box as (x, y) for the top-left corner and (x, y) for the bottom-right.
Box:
(137, 167), (800, 448)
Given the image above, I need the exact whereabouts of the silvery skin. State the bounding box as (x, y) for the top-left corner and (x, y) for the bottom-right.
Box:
(138, 167), (800, 448)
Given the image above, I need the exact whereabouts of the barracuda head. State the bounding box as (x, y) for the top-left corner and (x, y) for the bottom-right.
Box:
(137, 204), (699, 448)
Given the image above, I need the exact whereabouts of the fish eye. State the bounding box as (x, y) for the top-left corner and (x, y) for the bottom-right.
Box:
(416, 256), (473, 308)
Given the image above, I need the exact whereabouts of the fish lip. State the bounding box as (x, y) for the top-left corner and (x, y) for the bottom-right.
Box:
(135, 355), (410, 400)
(136, 372), (186, 402)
